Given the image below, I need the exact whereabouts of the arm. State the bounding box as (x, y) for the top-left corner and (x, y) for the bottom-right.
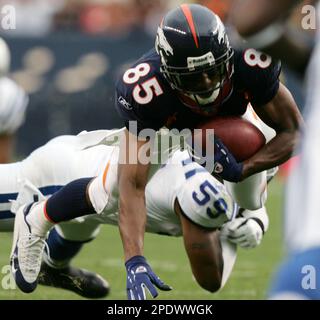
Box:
(118, 129), (172, 299)
(175, 199), (223, 293)
(231, 0), (312, 74)
(221, 207), (269, 249)
(241, 82), (303, 180)
(118, 128), (150, 260)
(231, 0), (300, 36)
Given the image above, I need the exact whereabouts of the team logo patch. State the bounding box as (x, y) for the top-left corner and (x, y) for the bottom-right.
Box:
(214, 162), (224, 174)
(118, 96), (132, 110)
(213, 15), (229, 46)
(135, 266), (147, 273)
(156, 27), (174, 56)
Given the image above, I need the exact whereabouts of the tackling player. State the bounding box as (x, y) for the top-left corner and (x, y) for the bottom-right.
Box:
(0, 129), (268, 299)
(9, 4), (302, 299)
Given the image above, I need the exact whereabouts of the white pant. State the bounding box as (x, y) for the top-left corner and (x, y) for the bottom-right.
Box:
(0, 117), (274, 240)
(224, 106), (276, 210)
(0, 133), (113, 239)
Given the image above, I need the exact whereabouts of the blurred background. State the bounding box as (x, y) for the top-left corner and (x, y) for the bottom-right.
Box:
(0, 0), (312, 159)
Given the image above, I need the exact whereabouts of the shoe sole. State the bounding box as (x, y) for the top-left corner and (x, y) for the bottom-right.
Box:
(10, 204), (38, 293)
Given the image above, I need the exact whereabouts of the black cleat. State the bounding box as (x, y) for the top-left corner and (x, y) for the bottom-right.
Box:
(38, 262), (110, 299)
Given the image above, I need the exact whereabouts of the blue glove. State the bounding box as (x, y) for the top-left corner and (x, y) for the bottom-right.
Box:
(213, 136), (243, 182)
(125, 255), (172, 300)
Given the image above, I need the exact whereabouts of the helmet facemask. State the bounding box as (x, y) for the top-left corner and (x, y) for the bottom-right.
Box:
(160, 49), (234, 110)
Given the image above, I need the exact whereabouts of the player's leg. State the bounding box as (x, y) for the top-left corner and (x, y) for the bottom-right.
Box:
(38, 151), (112, 298)
(224, 172), (268, 210)
(10, 137), (116, 293)
(10, 142), (119, 293)
(39, 218), (109, 299)
(39, 156), (119, 298)
(0, 137), (82, 232)
(224, 106), (277, 210)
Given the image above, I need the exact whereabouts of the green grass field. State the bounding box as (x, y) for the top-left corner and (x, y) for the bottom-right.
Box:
(0, 179), (285, 300)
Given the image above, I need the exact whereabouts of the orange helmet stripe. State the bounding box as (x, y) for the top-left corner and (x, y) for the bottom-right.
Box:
(180, 4), (199, 48)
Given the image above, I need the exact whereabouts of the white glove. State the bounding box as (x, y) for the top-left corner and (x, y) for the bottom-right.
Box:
(220, 217), (263, 249)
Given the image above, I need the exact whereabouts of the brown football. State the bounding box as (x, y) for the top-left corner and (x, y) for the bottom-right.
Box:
(193, 116), (266, 162)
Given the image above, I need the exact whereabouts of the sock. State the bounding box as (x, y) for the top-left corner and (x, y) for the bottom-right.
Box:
(27, 201), (54, 237)
(44, 228), (85, 269)
(45, 178), (96, 223)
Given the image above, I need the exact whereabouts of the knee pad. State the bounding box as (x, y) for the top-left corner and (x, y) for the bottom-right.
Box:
(88, 161), (118, 214)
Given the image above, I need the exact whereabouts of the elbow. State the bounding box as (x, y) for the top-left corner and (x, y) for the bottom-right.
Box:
(275, 128), (301, 158)
(197, 278), (222, 294)
(195, 270), (222, 293)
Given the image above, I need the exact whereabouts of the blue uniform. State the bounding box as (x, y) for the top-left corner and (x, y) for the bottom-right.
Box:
(269, 247), (320, 299)
(115, 48), (281, 133)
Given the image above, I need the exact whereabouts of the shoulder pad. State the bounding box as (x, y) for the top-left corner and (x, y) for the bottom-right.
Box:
(176, 159), (237, 229)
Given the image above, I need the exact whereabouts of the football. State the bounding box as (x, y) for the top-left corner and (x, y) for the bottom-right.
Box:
(193, 116), (266, 162)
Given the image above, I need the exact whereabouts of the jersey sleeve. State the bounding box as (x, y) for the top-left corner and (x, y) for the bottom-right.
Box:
(176, 158), (237, 229)
(238, 49), (282, 107)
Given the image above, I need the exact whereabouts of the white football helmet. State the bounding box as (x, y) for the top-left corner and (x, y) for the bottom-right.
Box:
(0, 77), (29, 134)
(0, 37), (10, 77)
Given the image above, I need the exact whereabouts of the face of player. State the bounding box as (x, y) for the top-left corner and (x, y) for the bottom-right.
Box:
(178, 64), (230, 109)
(179, 69), (222, 96)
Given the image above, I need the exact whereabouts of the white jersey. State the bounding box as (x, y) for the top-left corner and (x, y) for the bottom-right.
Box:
(284, 3), (320, 253)
(94, 149), (236, 236)
(0, 77), (29, 134)
(0, 130), (235, 236)
(0, 133), (112, 231)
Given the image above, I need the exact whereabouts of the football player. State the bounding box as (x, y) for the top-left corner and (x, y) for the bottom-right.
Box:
(0, 37), (29, 163)
(0, 129), (268, 299)
(232, 0), (320, 299)
(114, 3), (302, 300)
(10, 4), (302, 299)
